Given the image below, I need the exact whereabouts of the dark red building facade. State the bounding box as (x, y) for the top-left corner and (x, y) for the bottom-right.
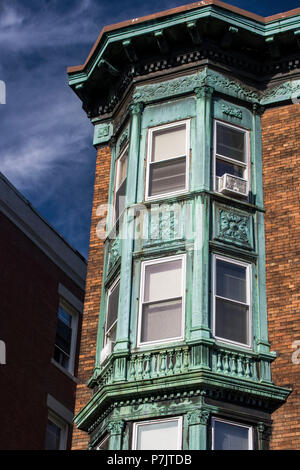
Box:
(0, 172), (86, 450)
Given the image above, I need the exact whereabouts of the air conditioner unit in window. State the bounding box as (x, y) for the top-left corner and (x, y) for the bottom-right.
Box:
(218, 173), (248, 197)
(100, 340), (114, 365)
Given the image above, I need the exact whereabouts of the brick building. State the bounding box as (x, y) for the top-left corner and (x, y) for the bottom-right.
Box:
(0, 172), (86, 450)
(68, 1), (300, 450)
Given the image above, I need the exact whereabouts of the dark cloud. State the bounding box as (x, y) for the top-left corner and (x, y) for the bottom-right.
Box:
(0, 0), (299, 258)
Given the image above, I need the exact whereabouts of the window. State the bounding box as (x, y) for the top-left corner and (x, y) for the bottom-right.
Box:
(138, 255), (185, 346)
(213, 255), (251, 347)
(214, 120), (249, 193)
(45, 412), (68, 450)
(132, 417), (182, 450)
(114, 144), (128, 222)
(53, 300), (78, 374)
(96, 435), (110, 450)
(146, 120), (190, 200)
(212, 418), (253, 450)
(104, 278), (120, 345)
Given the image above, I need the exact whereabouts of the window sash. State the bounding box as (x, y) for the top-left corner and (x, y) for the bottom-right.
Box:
(146, 120), (189, 200)
(132, 417), (183, 450)
(113, 145), (128, 224)
(45, 412), (68, 451)
(53, 300), (78, 374)
(105, 278), (120, 346)
(214, 120), (249, 192)
(212, 418), (253, 450)
(138, 255), (185, 346)
(213, 255), (251, 348)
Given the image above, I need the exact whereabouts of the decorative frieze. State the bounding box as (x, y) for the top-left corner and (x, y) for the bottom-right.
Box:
(222, 104), (243, 119)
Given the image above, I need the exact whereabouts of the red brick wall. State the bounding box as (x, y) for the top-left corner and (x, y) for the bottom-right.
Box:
(262, 103), (300, 449)
(71, 145), (111, 450)
(0, 211), (84, 450)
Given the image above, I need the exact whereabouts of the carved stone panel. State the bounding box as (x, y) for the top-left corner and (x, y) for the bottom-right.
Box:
(214, 204), (253, 250)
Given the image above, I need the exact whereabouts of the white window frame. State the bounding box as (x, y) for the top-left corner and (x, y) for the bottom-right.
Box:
(137, 254), (186, 347)
(213, 119), (250, 193)
(132, 416), (183, 450)
(46, 410), (68, 450)
(53, 298), (79, 375)
(145, 120), (190, 201)
(211, 417), (253, 450)
(113, 144), (129, 224)
(104, 276), (120, 346)
(213, 254), (252, 349)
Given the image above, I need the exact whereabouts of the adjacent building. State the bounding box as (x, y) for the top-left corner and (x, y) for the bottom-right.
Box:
(0, 172), (86, 450)
(68, 0), (300, 450)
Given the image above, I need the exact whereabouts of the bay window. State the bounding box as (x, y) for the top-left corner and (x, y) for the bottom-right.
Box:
(138, 255), (185, 346)
(146, 120), (189, 199)
(213, 255), (251, 348)
(132, 417), (182, 450)
(212, 418), (253, 450)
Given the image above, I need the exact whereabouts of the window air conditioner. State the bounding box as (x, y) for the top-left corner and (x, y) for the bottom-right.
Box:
(218, 173), (248, 197)
(100, 340), (114, 365)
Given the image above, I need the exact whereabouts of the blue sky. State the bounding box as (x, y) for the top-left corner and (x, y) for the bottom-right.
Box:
(0, 0), (299, 259)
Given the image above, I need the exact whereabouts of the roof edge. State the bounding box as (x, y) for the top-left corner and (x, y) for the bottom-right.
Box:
(67, 0), (300, 75)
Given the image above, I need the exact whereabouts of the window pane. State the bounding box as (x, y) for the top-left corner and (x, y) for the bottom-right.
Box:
(216, 123), (245, 163)
(144, 259), (182, 302)
(58, 307), (72, 327)
(214, 420), (250, 450)
(141, 299), (182, 343)
(106, 322), (117, 343)
(107, 281), (120, 331)
(136, 420), (180, 450)
(53, 345), (70, 369)
(115, 178), (126, 221)
(45, 420), (61, 450)
(152, 125), (186, 162)
(216, 259), (246, 303)
(215, 298), (248, 345)
(149, 157), (186, 197)
(216, 158), (244, 179)
(117, 151), (128, 188)
(55, 319), (72, 355)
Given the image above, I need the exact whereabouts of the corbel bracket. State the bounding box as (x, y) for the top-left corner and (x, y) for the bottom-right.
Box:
(122, 39), (138, 63)
(221, 26), (238, 49)
(98, 59), (120, 77)
(154, 30), (169, 55)
(186, 21), (202, 45)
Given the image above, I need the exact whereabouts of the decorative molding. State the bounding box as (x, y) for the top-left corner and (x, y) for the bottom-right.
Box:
(222, 104), (242, 119)
(215, 205), (252, 250)
(261, 79), (300, 105)
(133, 73), (200, 103)
(129, 102), (144, 115)
(133, 68), (300, 107)
(187, 408), (210, 425)
(107, 420), (125, 435)
(93, 121), (114, 146)
(194, 85), (213, 99)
